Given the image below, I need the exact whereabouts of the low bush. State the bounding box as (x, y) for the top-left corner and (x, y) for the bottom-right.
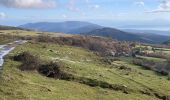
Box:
(13, 52), (40, 71)
(145, 52), (168, 59)
(102, 57), (117, 64)
(133, 58), (170, 77)
(38, 62), (74, 80)
(132, 59), (155, 70)
(13, 52), (74, 80)
(158, 70), (169, 76)
(119, 65), (132, 71)
(167, 74), (170, 80)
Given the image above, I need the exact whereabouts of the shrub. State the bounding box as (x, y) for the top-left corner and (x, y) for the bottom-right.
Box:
(168, 74), (170, 80)
(156, 70), (169, 76)
(132, 59), (154, 70)
(102, 57), (116, 64)
(145, 52), (168, 59)
(119, 65), (132, 71)
(38, 62), (61, 78)
(36, 35), (132, 57)
(133, 58), (170, 76)
(13, 52), (40, 71)
(38, 62), (74, 80)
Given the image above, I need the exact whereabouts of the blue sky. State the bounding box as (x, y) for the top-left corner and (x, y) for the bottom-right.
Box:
(0, 0), (170, 27)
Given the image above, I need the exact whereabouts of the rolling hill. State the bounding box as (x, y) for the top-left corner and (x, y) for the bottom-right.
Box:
(19, 21), (103, 34)
(123, 29), (170, 36)
(1, 34), (170, 99)
(0, 25), (27, 30)
(84, 28), (170, 44)
(162, 40), (170, 45)
(83, 28), (144, 41)
(1, 29), (170, 99)
(19, 21), (170, 44)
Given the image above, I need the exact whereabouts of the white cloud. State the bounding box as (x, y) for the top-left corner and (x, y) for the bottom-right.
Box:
(134, 1), (145, 7)
(0, 0), (56, 9)
(148, 0), (170, 13)
(67, 0), (79, 11)
(0, 12), (6, 18)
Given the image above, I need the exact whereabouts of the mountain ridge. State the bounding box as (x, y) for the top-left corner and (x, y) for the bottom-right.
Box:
(19, 21), (103, 33)
(19, 21), (170, 44)
(0, 25), (27, 30)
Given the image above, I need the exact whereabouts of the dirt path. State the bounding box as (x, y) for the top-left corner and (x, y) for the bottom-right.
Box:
(0, 40), (27, 68)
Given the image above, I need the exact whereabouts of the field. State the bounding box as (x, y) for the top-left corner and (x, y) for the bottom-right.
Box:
(0, 30), (170, 100)
(0, 41), (169, 100)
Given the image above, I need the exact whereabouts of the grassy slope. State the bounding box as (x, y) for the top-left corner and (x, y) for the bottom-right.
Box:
(0, 30), (73, 37)
(113, 60), (170, 94)
(0, 30), (72, 45)
(136, 55), (167, 62)
(1, 42), (169, 100)
(0, 30), (38, 45)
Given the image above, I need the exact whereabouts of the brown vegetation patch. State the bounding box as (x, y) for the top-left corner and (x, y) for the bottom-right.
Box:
(132, 58), (169, 76)
(145, 53), (169, 59)
(36, 35), (132, 57)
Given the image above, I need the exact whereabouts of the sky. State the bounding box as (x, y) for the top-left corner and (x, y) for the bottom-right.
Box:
(1, 0), (170, 28)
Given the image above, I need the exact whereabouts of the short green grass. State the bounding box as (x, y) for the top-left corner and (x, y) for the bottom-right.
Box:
(0, 42), (169, 100)
(113, 60), (170, 96)
(136, 55), (167, 62)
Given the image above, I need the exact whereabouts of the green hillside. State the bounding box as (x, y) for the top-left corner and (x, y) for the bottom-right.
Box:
(0, 30), (170, 100)
(0, 41), (169, 100)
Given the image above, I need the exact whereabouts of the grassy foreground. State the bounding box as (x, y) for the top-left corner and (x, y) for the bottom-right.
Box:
(0, 42), (170, 100)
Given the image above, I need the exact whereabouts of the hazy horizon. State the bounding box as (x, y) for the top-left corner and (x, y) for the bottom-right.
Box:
(0, 0), (170, 28)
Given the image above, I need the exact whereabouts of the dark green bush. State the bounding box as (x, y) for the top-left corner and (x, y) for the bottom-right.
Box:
(132, 59), (154, 70)
(133, 58), (170, 76)
(167, 74), (170, 80)
(13, 52), (40, 71)
(38, 62), (74, 80)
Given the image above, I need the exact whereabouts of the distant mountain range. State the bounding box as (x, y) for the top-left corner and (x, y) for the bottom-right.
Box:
(19, 21), (170, 44)
(19, 21), (103, 34)
(83, 28), (145, 42)
(120, 24), (170, 30)
(83, 28), (170, 44)
(123, 29), (170, 36)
